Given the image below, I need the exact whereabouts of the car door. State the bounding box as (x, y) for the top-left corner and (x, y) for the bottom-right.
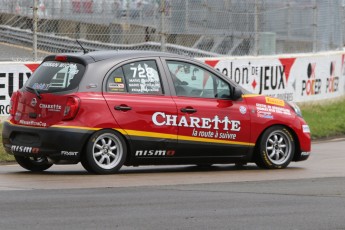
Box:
(103, 58), (178, 160)
(163, 59), (252, 158)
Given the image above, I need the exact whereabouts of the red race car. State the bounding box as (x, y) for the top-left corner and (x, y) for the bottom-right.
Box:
(2, 51), (311, 174)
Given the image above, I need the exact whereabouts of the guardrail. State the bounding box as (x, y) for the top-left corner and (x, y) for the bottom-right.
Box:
(0, 25), (218, 58)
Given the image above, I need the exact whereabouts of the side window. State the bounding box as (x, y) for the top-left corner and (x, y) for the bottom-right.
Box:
(106, 60), (163, 95)
(166, 60), (231, 99)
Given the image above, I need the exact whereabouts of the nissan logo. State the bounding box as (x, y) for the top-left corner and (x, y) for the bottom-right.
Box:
(31, 98), (37, 107)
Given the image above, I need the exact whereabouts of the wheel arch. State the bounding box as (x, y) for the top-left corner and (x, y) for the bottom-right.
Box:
(252, 124), (300, 162)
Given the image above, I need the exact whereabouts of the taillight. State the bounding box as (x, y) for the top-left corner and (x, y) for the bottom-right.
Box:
(55, 55), (68, 62)
(9, 91), (19, 116)
(63, 96), (80, 120)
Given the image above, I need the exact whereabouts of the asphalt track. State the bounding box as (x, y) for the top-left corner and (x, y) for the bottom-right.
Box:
(0, 139), (345, 190)
(0, 139), (345, 230)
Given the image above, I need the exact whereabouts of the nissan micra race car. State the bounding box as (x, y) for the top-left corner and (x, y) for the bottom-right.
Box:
(2, 51), (311, 174)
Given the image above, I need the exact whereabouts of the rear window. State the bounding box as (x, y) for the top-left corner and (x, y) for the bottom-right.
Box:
(25, 61), (85, 93)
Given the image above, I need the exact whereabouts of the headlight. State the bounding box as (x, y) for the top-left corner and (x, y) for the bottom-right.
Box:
(287, 101), (303, 117)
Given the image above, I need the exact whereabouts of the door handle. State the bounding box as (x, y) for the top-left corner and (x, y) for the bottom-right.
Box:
(114, 105), (132, 111)
(180, 107), (197, 113)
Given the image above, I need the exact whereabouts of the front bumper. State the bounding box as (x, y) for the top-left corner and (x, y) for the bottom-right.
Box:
(2, 121), (93, 163)
(293, 123), (311, 162)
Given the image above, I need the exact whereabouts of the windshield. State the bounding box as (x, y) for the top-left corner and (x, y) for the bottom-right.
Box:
(25, 61), (85, 93)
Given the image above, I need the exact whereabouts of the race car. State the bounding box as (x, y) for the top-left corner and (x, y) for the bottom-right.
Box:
(2, 50), (311, 174)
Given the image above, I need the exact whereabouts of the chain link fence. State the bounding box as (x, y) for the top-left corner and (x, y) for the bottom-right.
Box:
(0, 0), (344, 60)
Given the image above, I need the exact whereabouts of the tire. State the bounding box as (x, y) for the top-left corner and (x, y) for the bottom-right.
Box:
(255, 126), (295, 169)
(82, 130), (127, 174)
(14, 155), (53, 172)
(80, 153), (95, 173)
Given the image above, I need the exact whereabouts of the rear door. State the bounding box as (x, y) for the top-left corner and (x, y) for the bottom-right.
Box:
(103, 58), (178, 158)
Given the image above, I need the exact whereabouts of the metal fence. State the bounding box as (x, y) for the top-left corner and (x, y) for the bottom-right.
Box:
(0, 0), (344, 60)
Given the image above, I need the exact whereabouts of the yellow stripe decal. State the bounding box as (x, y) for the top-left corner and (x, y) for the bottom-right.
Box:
(242, 94), (261, 98)
(6, 121), (254, 147)
(177, 134), (255, 146)
(117, 129), (178, 139)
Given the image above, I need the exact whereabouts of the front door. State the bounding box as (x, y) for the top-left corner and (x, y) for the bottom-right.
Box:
(165, 60), (252, 158)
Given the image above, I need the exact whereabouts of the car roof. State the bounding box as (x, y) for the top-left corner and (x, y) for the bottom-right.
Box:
(44, 50), (188, 64)
(87, 50), (185, 62)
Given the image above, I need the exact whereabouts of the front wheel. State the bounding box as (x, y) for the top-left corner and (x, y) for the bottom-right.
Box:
(14, 155), (53, 172)
(82, 130), (127, 174)
(255, 126), (295, 169)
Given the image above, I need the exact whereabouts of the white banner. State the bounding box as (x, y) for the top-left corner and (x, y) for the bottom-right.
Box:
(198, 51), (345, 102)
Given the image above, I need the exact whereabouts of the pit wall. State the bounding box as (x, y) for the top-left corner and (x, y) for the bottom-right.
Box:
(0, 51), (344, 117)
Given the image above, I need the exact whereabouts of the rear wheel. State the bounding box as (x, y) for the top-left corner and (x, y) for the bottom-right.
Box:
(14, 155), (53, 172)
(82, 130), (127, 174)
(80, 153), (94, 173)
(255, 126), (295, 169)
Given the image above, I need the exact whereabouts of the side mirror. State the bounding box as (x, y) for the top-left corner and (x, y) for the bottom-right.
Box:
(232, 87), (243, 100)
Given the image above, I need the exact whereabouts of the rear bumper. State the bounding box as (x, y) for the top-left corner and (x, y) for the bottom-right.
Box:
(2, 121), (93, 162)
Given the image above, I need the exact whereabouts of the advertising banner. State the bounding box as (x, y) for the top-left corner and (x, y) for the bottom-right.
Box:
(199, 52), (345, 102)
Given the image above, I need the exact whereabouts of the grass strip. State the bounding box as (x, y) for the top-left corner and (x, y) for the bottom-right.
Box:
(300, 97), (345, 139)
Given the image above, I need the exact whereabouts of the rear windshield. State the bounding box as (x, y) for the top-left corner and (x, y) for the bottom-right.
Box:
(25, 61), (85, 93)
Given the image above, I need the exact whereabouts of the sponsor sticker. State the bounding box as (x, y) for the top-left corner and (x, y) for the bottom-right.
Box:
(11, 145), (39, 154)
(19, 120), (47, 127)
(152, 112), (240, 140)
(265, 97), (285, 107)
(301, 152), (310, 156)
(114, 77), (123, 83)
(109, 83), (125, 89)
(32, 83), (50, 91)
(239, 106), (247, 115)
(39, 103), (62, 112)
(135, 149), (175, 157)
(257, 111), (273, 119)
(61, 151), (78, 156)
(256, 103), (291, 116)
